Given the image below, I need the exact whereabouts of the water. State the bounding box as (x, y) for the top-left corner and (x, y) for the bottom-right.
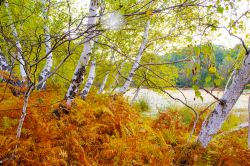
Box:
(125, 88), (249, 115)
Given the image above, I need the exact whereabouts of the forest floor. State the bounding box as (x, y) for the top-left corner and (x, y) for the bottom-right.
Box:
(0, 85), (249, 165)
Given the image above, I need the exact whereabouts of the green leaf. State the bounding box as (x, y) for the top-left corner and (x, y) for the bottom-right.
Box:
(192, 75), (198, 82)
(192, 85), (199, 91)
(202, 45), (211, 55)
(194, 46), (200, 56)
(217, 6), (224, 14)
(192, 85), (203, 101)
(205, 75), (212, 83)
(207, 5), (213, 10)
(186, 68), (191, 76)
(214, 79), (222, 86)
(186, 36), (192, 42)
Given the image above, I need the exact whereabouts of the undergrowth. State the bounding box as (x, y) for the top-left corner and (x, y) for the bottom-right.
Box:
(133, 98), (151, 112)
(0, 84), (249, 165)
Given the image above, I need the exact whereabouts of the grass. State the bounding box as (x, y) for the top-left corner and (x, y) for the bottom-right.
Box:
(133, 98), (151, 112)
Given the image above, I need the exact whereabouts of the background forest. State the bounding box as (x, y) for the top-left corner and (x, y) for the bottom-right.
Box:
(0, 0), (250, 165)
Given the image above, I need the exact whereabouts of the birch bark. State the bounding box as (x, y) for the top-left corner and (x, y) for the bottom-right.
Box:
(5, 0), (27, 80)
(0, 49), (23, 95)
(80, 60), (96, 99)
(65, 0), (98, 105)
(119, 19), (151, 94)
(37, 0), (53, 90)
(198, 51), (250, 147)
(16, 85), (34, 139)
(0, 48), (11, 72)
(131, 86), (141, 104)
(131, 62), (150, 103)
(111, 60), (125, 89)
(98, 71), (109, 94)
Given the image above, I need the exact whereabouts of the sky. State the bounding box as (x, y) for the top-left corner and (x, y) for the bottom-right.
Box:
(73, 0), (250, 48)
(210, 0), (250, 48)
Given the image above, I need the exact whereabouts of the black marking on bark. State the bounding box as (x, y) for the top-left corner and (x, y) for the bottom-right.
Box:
(129, 73), (134, 77)
(0, 52), (24, 96)
(82, 90), (87, 95)
(219, 99), (226, 107)
(68, 66), (86, 99)
(37, 76), (45, 90)
(81, 90), (88, 100)
(74, 66), (86, 83)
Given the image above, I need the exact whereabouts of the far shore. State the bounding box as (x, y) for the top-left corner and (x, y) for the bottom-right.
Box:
(124, 88), (250, 113)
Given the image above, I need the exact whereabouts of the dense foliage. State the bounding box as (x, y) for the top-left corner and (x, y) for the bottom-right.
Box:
(0, 0), (250, 164)
(0, 85), (249, 165)
(167, 44), (240, 88)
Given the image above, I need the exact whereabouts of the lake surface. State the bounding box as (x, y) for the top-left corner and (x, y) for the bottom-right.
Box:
(124, 88), (249, 115)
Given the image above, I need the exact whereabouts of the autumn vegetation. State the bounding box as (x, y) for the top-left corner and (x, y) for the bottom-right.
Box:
(0, 85), (249, 165)
(0, 0), (250, 165)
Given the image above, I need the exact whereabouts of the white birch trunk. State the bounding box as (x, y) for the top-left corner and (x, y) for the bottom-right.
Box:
(5, 1), (26, 80)
(98, 72), (109, 94)
(0, 48), (23, 95)
(111, 60), (125, 89)
(65, 0), (98, 105)
(80, 60), (96, 99)
(131, 62), (150, 103)
(131, 86), (141, 104)
(198, 51), (250, 147)
(37, 0), (53, 90)
(0, 48), (12, 72)
(119, 19), (151, 94)
(16, 85), (34, 138)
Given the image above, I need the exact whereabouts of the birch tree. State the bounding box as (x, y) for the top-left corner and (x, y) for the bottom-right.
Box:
(80, 60), (96, 99)
(131, 61), (150, 103)
(65, 0), (99, 105)
(110, 60), (125, 90)
(98, 71), (109, 94)
(196, 2), (250, 147)
(37, 0), (53, 90)
(4, 0), (27, 80)
(119, 18), (151, 94)
(0, 48), (24, 95)
(198, 49), (250, 147)
(98, 53), (116, 94)
(0, 48), (11, 72)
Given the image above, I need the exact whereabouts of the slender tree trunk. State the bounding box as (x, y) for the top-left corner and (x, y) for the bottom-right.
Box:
(198, 51), (250, 147)
(131, 59), (151, 103)
(131, 86), (141, 104)
(16, 84), (34, 138)
(98, 71), (109, 94)
(0, 48), (12, 72)
(5, 0), (26, 80)
(119, 19), (151, 94)
(248, 95), (250, 149)
(65, 0), (98, 105)
(80, 60), (96, 99)
(37, 0), (53, 90)
(111, 60), (125, 89)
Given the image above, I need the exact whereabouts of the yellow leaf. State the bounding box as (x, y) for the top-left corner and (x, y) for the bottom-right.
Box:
(146, 10), (152, 17)
(208, 66), (216, 74)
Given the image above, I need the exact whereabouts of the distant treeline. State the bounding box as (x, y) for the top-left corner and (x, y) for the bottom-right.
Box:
(165, 44), (241, 88)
